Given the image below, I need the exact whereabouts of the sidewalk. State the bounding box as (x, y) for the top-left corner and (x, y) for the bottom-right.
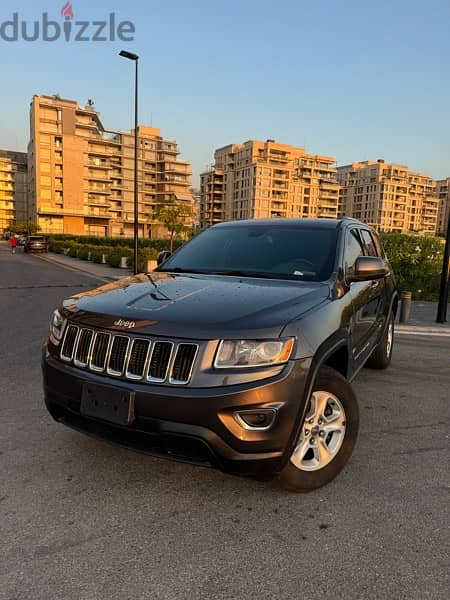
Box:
(395, 302), (450, 336)
(35, 250), (133, 282)
(36, 250), (450, 335)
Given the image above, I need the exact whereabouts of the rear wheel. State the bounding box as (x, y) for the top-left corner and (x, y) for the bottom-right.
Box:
(366, 311), (394, 369)
(277, 366), (359, 492)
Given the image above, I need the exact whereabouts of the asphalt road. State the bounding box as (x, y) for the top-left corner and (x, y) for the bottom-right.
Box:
(1, 243), (449, 600)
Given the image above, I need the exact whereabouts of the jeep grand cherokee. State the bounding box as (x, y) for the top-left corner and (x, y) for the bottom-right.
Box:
(42, 218), (397, 492)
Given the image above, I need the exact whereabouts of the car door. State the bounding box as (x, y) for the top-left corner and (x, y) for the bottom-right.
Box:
(359, 228), (388, 337)
(344, 228), (380, 367)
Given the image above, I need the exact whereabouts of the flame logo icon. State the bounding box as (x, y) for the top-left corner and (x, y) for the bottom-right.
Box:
(61, 1), (74, 19)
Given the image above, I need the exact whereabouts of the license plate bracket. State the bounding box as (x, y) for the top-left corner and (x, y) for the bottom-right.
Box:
(80, 383), (135, 426)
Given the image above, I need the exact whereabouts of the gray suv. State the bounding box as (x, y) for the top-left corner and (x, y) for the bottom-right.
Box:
(42, 218), (397, 492)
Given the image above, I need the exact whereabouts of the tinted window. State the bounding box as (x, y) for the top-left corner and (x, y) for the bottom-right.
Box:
(345, 229), (364, 276)
(160, 225), (338, 281)
(371, 232), (385, 258)
(360, 230), (378, 257)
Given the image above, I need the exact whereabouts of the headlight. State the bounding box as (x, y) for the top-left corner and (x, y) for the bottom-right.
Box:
(214, 338), (294, 368)
(49, 309), (66, 346)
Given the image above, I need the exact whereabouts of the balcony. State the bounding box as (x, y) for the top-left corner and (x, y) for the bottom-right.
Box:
(86, 185), (110, 195)
(164, 164), (191, 175)
(159, 143), (179, 154)
(88, 171), (110, 182)
(88, 160), (109, 169)
(87, 198), (111, 208)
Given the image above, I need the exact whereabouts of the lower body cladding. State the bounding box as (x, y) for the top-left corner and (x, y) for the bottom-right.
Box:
(42, 352), (312, 480)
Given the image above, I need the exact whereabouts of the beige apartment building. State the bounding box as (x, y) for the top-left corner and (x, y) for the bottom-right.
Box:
(0, 150), (28, 233)
(337, 159), (439, 234)
(436, 178), (450, 236)
(200, 139), (340, 228)
(28, 95), (193, 237)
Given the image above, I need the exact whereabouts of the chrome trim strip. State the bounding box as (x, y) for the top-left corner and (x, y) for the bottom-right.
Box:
(146, 341), (174, 383)
(73, 328), (94, 368)
(125, 338), (151, 381)
(233, 409), (277, 431)
(60, 325), (80, 362)
(169, 344), (199, 385)
(89, 332), (112, 373)
(106, 335), (131, 377)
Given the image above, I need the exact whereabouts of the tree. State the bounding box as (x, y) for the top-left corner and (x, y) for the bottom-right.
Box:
(156, 203), (195, 251)
(10, 221), (41, 235)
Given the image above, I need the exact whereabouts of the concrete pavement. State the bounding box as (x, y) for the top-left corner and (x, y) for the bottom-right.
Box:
(33, 247), (133, 282)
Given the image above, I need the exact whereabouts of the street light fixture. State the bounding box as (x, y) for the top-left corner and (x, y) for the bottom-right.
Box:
(119, 49), (139, 275)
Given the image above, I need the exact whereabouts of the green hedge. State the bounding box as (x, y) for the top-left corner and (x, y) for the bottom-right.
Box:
(48, 240), (158, 272)
(380, 233), (444, 301)
(47, 234), (183, 252)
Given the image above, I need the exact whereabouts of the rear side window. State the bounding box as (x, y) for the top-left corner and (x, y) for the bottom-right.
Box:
(344, 229), (364, 277)
(371, 232), (385, 258)
(360, 230), (378, 257)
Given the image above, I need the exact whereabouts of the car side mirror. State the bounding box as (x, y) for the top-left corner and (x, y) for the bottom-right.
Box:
(157, 250), (172, 266)
(348, 256), (389, 282)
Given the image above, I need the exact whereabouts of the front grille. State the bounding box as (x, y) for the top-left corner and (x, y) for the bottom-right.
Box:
(59, 324), (198, 385)
(107, 335), (130, 376)
(90, 332), (110, 372)
(61, 325), (79, 361)
(148, 342), (173, 381)
(74, 329), (93, 367)
(126, 339), (150, 379)
(171, 344), (199, 384)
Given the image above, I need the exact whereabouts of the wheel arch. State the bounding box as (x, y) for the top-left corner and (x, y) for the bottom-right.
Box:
(279, 332), (351, 472)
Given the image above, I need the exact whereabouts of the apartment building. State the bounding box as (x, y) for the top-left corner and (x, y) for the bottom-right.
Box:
(199, 168), (225, 226)
(337, 159), (439, 234)
(0, 149), (28, 233)
(436, 178), (450, 236)
(28, 95), (193, 237)
(199, 139), (340, 228)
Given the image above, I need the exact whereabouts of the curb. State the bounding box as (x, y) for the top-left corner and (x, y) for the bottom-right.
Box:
(34, 253), (115, 283)
(396, 325), (450, 337)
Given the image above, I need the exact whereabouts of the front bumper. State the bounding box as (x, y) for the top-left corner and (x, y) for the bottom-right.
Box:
(42, 350), (311, 479)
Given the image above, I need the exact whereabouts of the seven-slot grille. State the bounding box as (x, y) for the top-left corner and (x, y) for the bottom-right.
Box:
(60, 324), (198, 385)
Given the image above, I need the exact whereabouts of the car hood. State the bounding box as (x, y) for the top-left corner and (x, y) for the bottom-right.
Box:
(63, 272), (330, 339)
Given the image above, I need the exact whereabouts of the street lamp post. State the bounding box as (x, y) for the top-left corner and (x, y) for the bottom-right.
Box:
(119, 50), (139, 275)
(436, 210), (450, 323)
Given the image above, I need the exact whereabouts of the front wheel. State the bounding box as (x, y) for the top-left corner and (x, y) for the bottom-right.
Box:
(277, 366), (359, 492)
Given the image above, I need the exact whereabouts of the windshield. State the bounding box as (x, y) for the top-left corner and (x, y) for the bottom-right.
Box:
(160, 225), (337, 281)
(29, 236), (45, 241)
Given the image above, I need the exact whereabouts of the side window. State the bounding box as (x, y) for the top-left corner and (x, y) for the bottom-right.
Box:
(371, 231), (385, 258)
(345, 229), (365, 277)
(360, 229), (378, 257)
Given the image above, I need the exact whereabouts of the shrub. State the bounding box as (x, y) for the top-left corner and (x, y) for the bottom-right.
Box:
(133, 247), (159, 273)
(380, 233), (444, 301)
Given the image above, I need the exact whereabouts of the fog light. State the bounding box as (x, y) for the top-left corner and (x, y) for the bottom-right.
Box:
(234, 409), (276, 430)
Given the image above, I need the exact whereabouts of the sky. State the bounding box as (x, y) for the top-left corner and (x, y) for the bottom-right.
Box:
(1, 0), (450, 185)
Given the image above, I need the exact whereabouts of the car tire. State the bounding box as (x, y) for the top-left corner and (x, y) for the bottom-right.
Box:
(365, 311), (394, 370)
(277, 366), (359, 492)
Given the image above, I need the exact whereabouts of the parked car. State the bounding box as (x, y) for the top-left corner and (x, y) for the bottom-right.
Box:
(42, 218), (397, 491)
(24, 235), (48, 253)
(17, 235), (27, 247)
